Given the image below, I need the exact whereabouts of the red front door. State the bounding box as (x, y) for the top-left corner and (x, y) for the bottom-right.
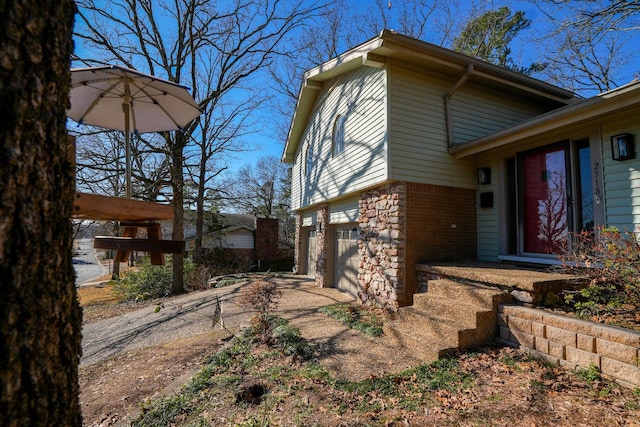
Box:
(521, 143), (568, 254)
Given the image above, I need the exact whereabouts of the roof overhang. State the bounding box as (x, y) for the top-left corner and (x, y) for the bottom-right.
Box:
(451, 80), (640, 158)
(281, 30), (578, 163)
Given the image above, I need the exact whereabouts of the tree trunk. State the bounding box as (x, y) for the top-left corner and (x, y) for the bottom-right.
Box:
(193, 144), (207, 265)
(0, 1), (82, 426)
(171, 136), (185, 294)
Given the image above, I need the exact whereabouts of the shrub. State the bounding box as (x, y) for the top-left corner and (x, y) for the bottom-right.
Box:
(114, 257), (205, 301)
(238, 279), (282, 338)
(559, 227), (640, 319)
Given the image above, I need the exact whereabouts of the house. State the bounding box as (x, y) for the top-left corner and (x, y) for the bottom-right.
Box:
(282, 30), (640, 310)
(181, 214), (292, 270)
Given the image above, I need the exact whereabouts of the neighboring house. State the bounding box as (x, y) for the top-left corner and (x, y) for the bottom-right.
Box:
(282, 30), (640, 309)
(180, 214), (292, 268)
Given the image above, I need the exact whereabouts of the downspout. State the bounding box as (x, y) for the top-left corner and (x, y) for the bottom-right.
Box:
(445, 63), (474, 151)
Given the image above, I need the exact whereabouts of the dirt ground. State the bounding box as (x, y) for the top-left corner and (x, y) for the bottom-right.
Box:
(77, 280), (640, 427)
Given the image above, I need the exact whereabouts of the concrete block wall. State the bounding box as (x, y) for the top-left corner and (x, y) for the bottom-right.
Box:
(498, 305), (640, 388)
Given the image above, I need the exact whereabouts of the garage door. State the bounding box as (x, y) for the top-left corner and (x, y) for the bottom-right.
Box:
(334, 226), (360, 299)
(307, 228), (316, 278)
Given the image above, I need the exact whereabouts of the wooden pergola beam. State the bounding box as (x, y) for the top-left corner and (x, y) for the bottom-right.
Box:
(72, 192), (174, 222)
(93, 236), (184, 254)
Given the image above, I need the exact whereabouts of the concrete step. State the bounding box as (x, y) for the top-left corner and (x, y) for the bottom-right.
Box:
(410, 298), (498, 349)
(383, 309), (460, 362)
(423, 279), (512, 309)
(386, 281), (509, 360)
(411, 294), (488, 328)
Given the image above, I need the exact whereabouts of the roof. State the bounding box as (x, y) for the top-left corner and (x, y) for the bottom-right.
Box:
(282, 29), (578, 163)
(451, 79), (640, 158)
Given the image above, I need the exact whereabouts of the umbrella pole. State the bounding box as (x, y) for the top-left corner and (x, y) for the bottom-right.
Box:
(123, 101), (132, 199)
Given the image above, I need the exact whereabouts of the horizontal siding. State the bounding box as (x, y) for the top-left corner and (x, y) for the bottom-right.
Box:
(204, 229), (254, 249)
(387, 63), (477, 189)
(449, 86), (548, 143)
(329, 196), (360, 224)
(301, 209), (317, 227)
(222, 230), (254, 249)
(476, 155), (499, 261)
(602, 119), (640, 232)
(387, 62), (552, 190)
(291, 66), (387, 211)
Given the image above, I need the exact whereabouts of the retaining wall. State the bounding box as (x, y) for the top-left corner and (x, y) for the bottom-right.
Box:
(498, 305), (640, 388)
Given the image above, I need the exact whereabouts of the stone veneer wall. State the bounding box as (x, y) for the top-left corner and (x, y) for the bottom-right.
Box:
(498, 305), (640, 388)
(315, 203), (329, 287)
(358, 183), (406, 309)
(293, 212), (302, 274)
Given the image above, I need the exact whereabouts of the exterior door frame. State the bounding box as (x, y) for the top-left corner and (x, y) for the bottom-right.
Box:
(503, 129), (605, 260)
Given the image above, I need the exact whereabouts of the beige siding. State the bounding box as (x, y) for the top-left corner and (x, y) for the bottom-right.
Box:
(387, 63), (475, 188)
(476, 155), (500, 261)
(450, 85), (549, 143)
(387, 62), (549, 189)
(301, 209), (317, 227)
(204, 229), (254, 249)
(290, 66), (387, 211)
(602, 119), (640, 231)
(329, 196), (360, 224)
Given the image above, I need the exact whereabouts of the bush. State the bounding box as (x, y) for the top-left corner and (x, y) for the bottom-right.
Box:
(559, 227), (640, 319)
(114, 257), (205, 301)
(238, 279), (282, 339)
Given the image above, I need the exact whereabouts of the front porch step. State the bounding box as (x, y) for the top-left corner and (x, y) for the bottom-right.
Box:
(385, 280), (511, 361)
(383, 309), (461, 362)
(416, 261), (579, 294)
(416, 261), (584, 306)
(420, 279), (512, 309)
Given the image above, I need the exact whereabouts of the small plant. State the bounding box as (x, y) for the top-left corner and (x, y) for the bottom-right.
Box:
(575, 364), (602, 385)
(271, 320), (313, 360)
(318, 303), (384, 337)
(238, 279), (282, 339)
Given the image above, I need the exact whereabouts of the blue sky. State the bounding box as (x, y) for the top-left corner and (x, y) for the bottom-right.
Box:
(73, 0), (640, 177)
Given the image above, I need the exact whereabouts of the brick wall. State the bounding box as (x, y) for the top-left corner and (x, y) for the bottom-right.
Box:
(405, 183), (477, 296)
(254, 217), (278, 262)
(498, 305), (640, 388)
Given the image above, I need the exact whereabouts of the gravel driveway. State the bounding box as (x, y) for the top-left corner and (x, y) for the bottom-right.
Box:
(81, 281), (249, 367)
(81, 275), (422, 380)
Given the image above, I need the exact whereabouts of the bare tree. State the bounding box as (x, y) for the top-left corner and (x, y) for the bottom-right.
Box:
(0, 1), (82, 425)
(532, 0), (640, 94)
(74, 0), (326, 292)
(227, 155), (289, 215)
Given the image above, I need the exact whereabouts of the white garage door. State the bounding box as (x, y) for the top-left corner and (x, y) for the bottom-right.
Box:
(307, 228), (316, 278)
(334, 225), (360, 299)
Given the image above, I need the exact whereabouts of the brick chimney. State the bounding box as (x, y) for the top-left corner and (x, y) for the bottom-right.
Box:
(254, 216), (279, 261)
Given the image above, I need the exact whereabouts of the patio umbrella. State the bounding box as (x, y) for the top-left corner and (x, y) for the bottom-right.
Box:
(67, 65), (201, 198)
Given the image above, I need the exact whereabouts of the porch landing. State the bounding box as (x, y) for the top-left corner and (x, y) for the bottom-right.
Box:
(416, 261), (584, 306)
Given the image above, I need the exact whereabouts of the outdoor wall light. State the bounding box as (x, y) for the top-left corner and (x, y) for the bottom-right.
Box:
(477, 167), (491, 185)
(611, 133), (635, 161)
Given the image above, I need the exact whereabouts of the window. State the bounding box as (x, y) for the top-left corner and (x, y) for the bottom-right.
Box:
(332, 114), (345, 157)
(305, 144), (313, 175)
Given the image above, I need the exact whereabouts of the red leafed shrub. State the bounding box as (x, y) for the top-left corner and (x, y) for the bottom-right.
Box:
(238, 279), (282, 337)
